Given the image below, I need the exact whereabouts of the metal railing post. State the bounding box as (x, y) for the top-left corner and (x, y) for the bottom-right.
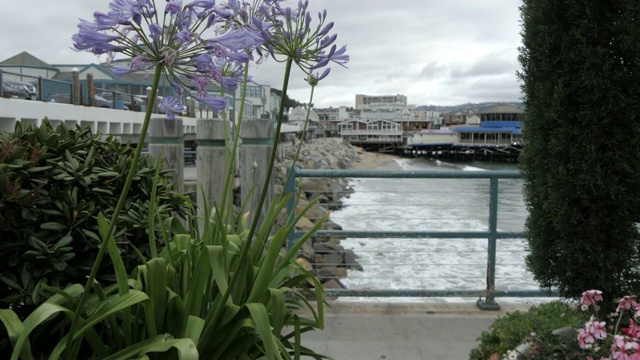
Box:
(281, 168), (552, 307)
(478, 175), (500, 310)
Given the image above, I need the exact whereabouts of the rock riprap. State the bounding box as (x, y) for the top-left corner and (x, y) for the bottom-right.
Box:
(273, 138), (365, 289)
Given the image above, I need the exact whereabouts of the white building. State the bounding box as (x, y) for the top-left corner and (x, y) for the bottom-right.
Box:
(355, 94), (408, 111)
(288, 106), (319, 133)
(339, 119), (402, 144)
(0, 51), (272, 122)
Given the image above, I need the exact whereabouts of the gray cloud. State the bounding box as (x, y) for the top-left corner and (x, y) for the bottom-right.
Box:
(450, 51), (520, 79)
(0, 0), (524, 107)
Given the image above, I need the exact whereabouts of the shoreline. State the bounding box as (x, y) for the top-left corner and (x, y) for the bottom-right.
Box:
(351, 150), (399, 171)
(274, 139), (404, 290)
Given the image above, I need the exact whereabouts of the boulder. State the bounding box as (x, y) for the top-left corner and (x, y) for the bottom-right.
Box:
(295, 216), (314, 230)
(322, 279), (345, 289)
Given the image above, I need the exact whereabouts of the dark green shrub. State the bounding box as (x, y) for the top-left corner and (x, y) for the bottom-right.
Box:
(0, 120), (191, 319)
(518, 0), (640, 306)
(469, 301), (589, 359)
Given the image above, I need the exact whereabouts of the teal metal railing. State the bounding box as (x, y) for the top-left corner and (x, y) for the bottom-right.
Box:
(285, 168), (557, 309)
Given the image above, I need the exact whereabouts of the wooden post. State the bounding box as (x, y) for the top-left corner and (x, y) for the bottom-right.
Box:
(197, 118), (232, 214)
(186, 97), (196, 117)
(240, 119), (274, 227)
(148, 117), (184, 194)
(71, 68), (80, 105)
(86, 73), (95, 107)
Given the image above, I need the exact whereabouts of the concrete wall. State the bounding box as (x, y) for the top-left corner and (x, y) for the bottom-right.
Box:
(0, 97), (197, 142)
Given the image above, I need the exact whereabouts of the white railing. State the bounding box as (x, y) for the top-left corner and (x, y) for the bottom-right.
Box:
(339, 129), (402, 135)
(1, 97), (198, 136)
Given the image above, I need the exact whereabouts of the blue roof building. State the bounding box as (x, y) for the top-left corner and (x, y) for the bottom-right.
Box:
(453, 104), (523, 146)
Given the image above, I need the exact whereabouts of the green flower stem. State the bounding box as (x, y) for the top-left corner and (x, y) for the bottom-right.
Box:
(199, 58), (294, 355)
(244, 56), (293, 244)
(219, 62), (250, 220)
(282, 84), (315, 192)
(65, 64), (164, 359)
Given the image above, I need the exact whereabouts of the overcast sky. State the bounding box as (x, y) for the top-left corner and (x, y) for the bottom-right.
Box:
(0, 0), (524, 108)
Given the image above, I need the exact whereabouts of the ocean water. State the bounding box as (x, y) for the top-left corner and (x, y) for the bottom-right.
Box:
(329, 156), (545, 303)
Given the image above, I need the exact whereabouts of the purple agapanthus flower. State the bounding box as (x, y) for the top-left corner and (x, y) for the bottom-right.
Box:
(255, 0), (348, 82)
(72, 0), (272, 119)
(194, 94), (226, 110)
(74, 0), (346, 120)
(158, 96), (185, 120)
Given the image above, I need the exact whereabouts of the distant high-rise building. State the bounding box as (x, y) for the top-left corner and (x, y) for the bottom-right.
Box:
(355, 94), (407, 111)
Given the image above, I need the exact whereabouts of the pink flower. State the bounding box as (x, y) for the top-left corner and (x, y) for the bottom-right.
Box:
(617, 296), (639, 313)
(583, 316), (608, 340)
(611, 335), (627, 359)
(623, 319), (640, 339)
(579, 328), (596, 349)
(611, 335), (640, 359)
(582, 290), (604, 306)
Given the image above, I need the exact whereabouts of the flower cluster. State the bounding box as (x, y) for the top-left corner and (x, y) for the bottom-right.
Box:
(576, 290), (640, 360)
(72, 0), (347, 121)
(582, 290), (604, 307)
(72, 0), (256, 119)
(578, 316), (607, 349)
(254, 0), (349, 83)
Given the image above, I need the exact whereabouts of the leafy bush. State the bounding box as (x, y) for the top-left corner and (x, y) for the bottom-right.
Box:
(0, 185), (327, 359)
(469, 301), (589, 359)
(0, 121), (191, 319)
(518, 0), (640, 305)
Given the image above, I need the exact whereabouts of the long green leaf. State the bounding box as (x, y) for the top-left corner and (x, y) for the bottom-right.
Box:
(82, 290), (149, 337)
(206, 245), (228, 294)
(0, 309), (33, 360)
(99, 212), (133, 347)
(246, 303), (280, 360)
(11, 303), (71, 360)
(142, 258), (168, 334)
(207, 317), (257, 359)
(183, 315), (205, 346)
(103, 336), (198, 360)
(268, 289), (286, 336)
(147, 156), (163, 258)
(184, 248), (213, 317)
(276, 200), (325, 274)
(48, 291), (150, 360)
(98, 213), (130, 295)
(247, 227), (287, 303)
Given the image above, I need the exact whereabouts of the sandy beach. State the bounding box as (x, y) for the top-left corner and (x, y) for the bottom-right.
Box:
(351, 150), (400, 170)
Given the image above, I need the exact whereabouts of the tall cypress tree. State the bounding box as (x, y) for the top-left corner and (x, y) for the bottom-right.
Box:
(518, 0), (640, 305)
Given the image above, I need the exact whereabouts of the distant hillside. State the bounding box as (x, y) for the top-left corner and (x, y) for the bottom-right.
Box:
(416, 102), (524, 114)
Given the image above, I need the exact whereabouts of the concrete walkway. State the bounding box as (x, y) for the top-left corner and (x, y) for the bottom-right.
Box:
(298, 300), (536, 360)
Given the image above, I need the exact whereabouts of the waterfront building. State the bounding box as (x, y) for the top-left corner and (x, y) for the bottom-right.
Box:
(351, 94), (439, 132)
(405, 104), (524, 161)
(407, 127), (457, 146)
(443, 112), (470, 126)
(314, 106), (353, 137)
(338, 118), (402, 152)
(453, 104), (523, 146)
